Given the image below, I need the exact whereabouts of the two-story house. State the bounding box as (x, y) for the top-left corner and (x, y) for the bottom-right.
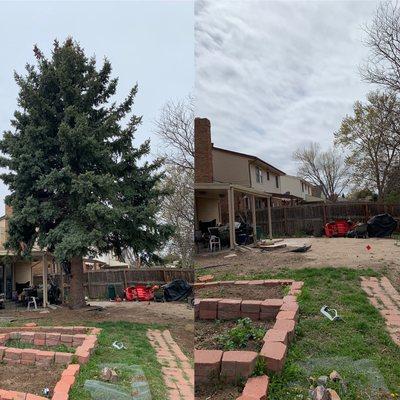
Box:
(195, 118), (282, 249)
(194, 117), (323, 250)
(280, 175), (325, 203)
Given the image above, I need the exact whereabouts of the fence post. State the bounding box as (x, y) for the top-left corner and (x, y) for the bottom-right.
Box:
(283, 208), (287, 236)
(123, 269), (127, 289)
(364, 203), (369, 221)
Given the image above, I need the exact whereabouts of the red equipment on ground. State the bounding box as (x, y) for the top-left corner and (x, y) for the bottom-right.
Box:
(124, 285), (159, 301)
(324, 220), (353, 238)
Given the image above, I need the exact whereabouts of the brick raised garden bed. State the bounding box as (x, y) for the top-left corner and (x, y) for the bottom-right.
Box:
(194, 279), (303, 400)
(0, 325), (101, 400)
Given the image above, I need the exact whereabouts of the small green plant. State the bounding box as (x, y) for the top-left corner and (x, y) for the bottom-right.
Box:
(217, 318), (266, 350)
(252, 356), (267, 376)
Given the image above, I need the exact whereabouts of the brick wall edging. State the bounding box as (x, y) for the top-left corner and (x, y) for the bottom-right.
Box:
(0, 326), (101, 400)
(194, 280), (304, 400)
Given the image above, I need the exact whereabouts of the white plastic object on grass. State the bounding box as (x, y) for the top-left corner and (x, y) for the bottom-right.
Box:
(112, 341), (126, 350)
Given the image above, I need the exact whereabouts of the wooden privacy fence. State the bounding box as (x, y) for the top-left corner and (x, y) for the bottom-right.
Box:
(34, 267), (194, 299)
(251, 202), (400, 237)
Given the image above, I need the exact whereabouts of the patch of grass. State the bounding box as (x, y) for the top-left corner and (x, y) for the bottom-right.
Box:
(218, 318), (265, 351)
(6, 339), (75, 353)
(211, 267), (400, 399)
(68, 321), (167, 400)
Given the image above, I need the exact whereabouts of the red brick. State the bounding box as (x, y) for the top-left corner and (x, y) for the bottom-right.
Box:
(220, 351), (257, 382)
(0, 390), (26, 400)
(242, 375), (269, 400)
(9, 332), (21, 340)
(55, 352), (73, 365)
(198, 309), (217, 320)
(260, 299), (283, 309)
(291, 281), (304, 290)
(283, 295), (297, 303)
(197, 274), (214, 283)
(240, 312), (260, 320)
(26, 394), (47, 400)
(5, 348), (21, 360)
(260, 342), (287, 372)
(60, 334), (74, 344)
(199, 298), (221, 311)
(218, 281), (236, 286)
(195, 118), (213, 183)
(276, 310), (298, 322)
(20, 332), (35, 343)
(218, 311), (240, 320)
(241, 301), (262, 313)
(51, 393), (68, 400)
(273, 319), (296, 341)
(195, 349), (222, 383)
(218, 299), (242, 311)
(247, 280), (265, 286)
(62, 364), (80, 377)
(263, 329), (288, 344)
(280, 302), (299, 313)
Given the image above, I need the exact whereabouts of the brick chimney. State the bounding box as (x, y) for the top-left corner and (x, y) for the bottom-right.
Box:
(194, 117), (213, 183)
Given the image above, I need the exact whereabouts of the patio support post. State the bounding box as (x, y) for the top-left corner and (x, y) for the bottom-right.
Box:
(251, 195), (257, 244)
(228, 186), (236, 250)
(42, 253), (48, 307)
(268, 196), (273, 239)
(59, 262), (65, 304)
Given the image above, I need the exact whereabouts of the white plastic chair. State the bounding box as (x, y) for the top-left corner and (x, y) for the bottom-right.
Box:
(27, 296), (37, 311)
(209, 235), (221, 252)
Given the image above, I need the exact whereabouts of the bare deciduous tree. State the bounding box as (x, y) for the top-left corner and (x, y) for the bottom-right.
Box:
(155, 95), (194, 267)
(293, 143), (349, 201)
(361, 1), (400, 92)
(155, 94), (194, 171)
(335, 91), (400, 200)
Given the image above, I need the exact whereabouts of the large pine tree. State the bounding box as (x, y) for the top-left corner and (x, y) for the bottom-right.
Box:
(0, 38), (172, 308)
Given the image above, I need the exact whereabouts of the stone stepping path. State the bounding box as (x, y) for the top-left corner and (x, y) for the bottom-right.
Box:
(361, 276), (400, 346)
(147, 329), (194, 400)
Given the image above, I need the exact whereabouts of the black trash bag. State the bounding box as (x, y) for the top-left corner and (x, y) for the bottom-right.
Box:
(163, 279), (193, 302)
(346, 223), (368, 238)
(367, 213), (398, 238)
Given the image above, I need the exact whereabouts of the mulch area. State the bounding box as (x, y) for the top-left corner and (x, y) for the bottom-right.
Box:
(195, 284), (284, 300)
(195, 319), (271, 351)
(195, 383), (243, 400)
(0, 363), (64, 396)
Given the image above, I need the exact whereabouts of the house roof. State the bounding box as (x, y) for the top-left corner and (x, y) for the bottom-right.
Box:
(212, 146), (285, 175)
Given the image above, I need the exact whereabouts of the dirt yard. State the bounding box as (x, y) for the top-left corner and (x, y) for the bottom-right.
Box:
(0, 364), (64, 396)
(0, 300), (194, 356)
(195, 237), (400, 289)
(195, 319), (271, 351)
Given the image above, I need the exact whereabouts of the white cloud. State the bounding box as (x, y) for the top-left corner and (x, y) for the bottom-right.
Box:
(195, 0), (379, 174)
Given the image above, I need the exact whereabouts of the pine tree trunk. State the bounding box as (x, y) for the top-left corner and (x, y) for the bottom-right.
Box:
(69, 256), (86, 309)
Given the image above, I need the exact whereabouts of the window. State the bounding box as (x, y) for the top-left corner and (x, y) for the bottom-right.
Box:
(275, 176), (279, 188)
(256, 167), (263, 183)
(266, 171), (270, 180)
(301, 182), (305, 192)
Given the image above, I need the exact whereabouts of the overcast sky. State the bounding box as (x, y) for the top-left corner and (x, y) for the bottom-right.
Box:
(195, 0), (379, 175)
(0, 0), (194, 214)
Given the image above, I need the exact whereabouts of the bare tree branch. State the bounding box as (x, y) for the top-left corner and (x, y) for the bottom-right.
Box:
(293, 143), (350, 201)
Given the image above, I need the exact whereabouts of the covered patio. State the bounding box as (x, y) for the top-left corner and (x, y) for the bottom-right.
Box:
(195, 182), (273, 251)
(0, 250), (54, 308)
